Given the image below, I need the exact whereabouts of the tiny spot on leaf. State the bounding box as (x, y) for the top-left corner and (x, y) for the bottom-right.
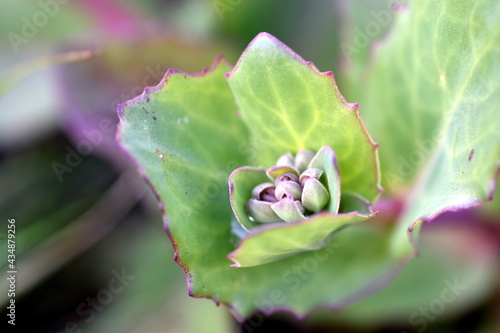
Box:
(468, 148), (475, 161)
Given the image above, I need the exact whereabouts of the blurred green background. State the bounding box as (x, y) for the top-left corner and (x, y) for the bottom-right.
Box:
(1, 1), (499, 332)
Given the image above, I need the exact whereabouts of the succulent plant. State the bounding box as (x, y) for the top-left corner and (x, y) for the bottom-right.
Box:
(117, 4), (500, 318)
(242, 149), (332, 224)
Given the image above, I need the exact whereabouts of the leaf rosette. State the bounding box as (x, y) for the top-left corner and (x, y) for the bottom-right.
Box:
(118, 33), (387, 319)
(228, 145), (376, 267)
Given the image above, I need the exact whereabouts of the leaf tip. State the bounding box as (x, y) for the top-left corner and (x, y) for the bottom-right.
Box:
(467, 148), (475, 162)
(227, 32), (313, 80)
(227, 252), (241, 267)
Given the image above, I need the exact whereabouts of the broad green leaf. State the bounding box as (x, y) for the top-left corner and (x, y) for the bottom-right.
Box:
(226, 33), (382, 203)
(360, 0), (500, 258)
(118, 51), (393, 318)
(0, 50), (93, 97)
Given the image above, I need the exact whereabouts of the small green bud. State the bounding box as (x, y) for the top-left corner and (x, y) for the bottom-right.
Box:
(276, 152), (295, 167)
(275, 180), (302, 200)
(301, 178), (329, 213)
(252, 182), (277, 202)
(294, 149), (315, 173)
(247, 199), (282, 223)
(270, 194), (306, 222)
(277, 172), (300, 184)
(267, 165), (299, 181)
(299, 168), (324, 185)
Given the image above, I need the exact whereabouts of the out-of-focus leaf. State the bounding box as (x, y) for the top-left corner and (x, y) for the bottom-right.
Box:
(84, 215), (233, 333)
(360, 0), (500, 259)
(0, 137), (126, 304)
(213, 0), (343, 72)
(59, 38), (236, 168)
(316, 223), (499, 329)
(0, 0), (87, 47)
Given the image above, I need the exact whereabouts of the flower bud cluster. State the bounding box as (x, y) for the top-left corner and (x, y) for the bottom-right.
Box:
(247, 150), (330, 223)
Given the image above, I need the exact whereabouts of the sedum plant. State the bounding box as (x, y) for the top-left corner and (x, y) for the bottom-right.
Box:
(117, 0), (500, 321)
(227, 144), (377, 267)
(118, 33), (387, 317)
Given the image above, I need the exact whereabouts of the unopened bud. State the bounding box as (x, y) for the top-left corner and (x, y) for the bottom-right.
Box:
(271, 194), (306, 222)
(276, 152), (295, 166)
(247, 199), (282, 223)
(301, 178), (329, 213)
(277, 172), (300, 184)
(267, 165), (299, 181)
(299, 168), (323, 186)
(275, 181), (302, 200)
(252, 183), (277, 202)
(294, 149), (315, 173)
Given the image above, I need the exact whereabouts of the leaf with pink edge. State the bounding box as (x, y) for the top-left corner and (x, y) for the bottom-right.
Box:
(118, 33), (391, 319)
(358, 0), (500, 259)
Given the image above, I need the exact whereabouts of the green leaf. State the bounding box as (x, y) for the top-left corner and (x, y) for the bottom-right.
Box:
(228, 212), (374, 267)
(226, 33), (382, 203)
(361, 0), (500, 258)
(309, 146), (341, 213)
(118, 41), (392, 318)
(229, 166), (270, 231)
